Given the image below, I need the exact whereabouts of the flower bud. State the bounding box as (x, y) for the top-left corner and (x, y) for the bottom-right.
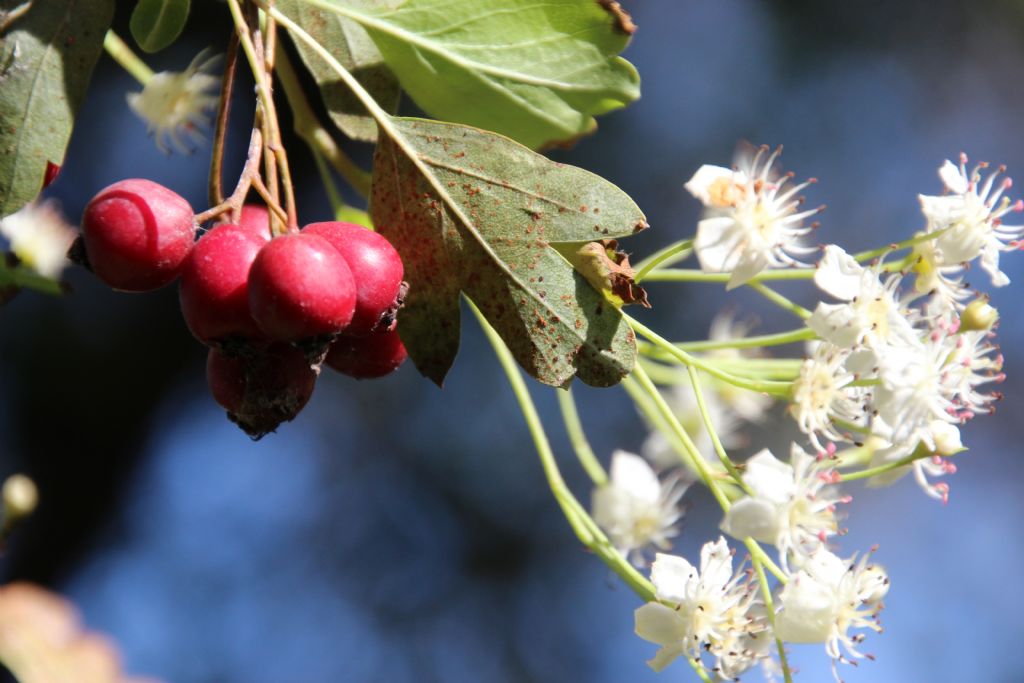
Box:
(960, 297), (999, 332)
(3, 474), (38, 521)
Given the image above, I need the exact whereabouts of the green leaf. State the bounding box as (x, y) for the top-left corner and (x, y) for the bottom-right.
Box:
(303, 0), (641, 149)
(129, 0), (190, 53)
(371, 117), (647, 388)
(0, 0), (114, 217)
(279, 0), (399, 142)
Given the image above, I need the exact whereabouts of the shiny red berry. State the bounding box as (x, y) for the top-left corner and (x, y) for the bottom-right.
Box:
(236, 204), (271, 243)
(247, 233), (356, 342)
(303, 222), (404, 336)
(43, 162), (61, 189)
(206, 345), (317, 438)
(80, 179), (196, 291)
(179, 223), (265, 346)
(325, 328), (408, 379)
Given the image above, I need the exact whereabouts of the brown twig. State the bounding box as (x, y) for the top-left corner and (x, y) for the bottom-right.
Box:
(209, 31), (240, 207)
(194, 124), (265, 225)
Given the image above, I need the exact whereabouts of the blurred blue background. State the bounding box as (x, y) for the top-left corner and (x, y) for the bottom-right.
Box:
(3, 1), (1024, 681)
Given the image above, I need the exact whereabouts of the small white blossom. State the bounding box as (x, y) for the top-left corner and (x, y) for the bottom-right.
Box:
(919, 154), (1024, 287)
(907, 235), (970, 310)
(127, 50), (220, 154)
(790, 342), (869, 451)
(720, 445), (846, 569)
(870, 340), (957, 450)
(687, 145), (820, 289)
(943, 329), (1003, 419)
(775, 548), (886, 678)
(634, 538), (767, 676)
(592, 451), (686, 564)
(0, 200), (75, 279)
(808, 246), (918, 350)
(866, 423), (960, 502)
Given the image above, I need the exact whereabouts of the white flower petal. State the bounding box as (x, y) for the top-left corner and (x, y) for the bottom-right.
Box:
(650, 553), (697, 603)
(939, 159), (969, 194)
(814, 245), (862, 301)
(684, 165), (744, 207)
(607, 450), (661, 503)
(742, 449), (795, 503)
(720, 497), (779, 544)
(634, 602), (689, 646)
(775, 574), (835, 643)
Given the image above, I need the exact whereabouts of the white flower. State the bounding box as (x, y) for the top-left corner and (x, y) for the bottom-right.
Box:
(720, 445), (845, 569)
(127, 50), (220, 154)
(918, 154), (1024, 287)
(0, 200), (75, 279)
(687, 146), (820, 289)
(775, 548), (886, 677)
(808, 245), (918, 350)
(866, 423), (960, 502)
(592, 451), (686, 564)
(907, 235), (970, 310)
(790, 341), (869, 451)
(942, 329), (1003, 419)
(870, 341), (957, 451)
(634, 538), (766, 676)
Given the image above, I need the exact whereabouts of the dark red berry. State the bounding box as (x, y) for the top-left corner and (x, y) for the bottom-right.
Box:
(80, 179), (196, 291)
(43, 162), (61, 189)
(248, 233), (356, 342)
(303, 222), (404, 336)
(206, 345), (317, 438)
(179, 223), (265, 346)
(236, 204), (271, 243)
(325, 328), (408, 379)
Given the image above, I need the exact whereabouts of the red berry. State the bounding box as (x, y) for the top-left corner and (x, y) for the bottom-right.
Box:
(206, 345), (317, 438)
(325, 328), (408, 379)
(303, 222), (404, 336)
(179, 223), (266, 346)
(80, 179), (196, 291)
(248, 233), (356, 342)
(236, 204), (271, 243)
(43, 162), (61, 189)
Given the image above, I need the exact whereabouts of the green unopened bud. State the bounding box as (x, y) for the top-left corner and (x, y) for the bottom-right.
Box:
(960, 297), (999, 332)
(3, 474), (38, 522)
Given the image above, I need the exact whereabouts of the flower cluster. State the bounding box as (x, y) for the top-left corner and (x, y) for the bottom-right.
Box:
(578, 150), (1016, 681)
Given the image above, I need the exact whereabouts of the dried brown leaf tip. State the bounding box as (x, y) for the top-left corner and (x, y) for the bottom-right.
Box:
(563, 239), (650, 308)
(597, 0), (637, 35)
(0, 582), (161, 683)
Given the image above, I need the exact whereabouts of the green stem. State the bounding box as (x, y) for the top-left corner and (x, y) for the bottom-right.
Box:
(0, 263), (62, 296)
(839, 448), (956, 482)
(852, 224), (955, 262)
(745, 538), (794, 683)
(745, 537), (787, 584)
(556, 387), (608, 486)
(274, 45), (373, 198)
(640, 268), (816, 283)
(103, 30), (154, 85)
(685, 365), (749, 493)
(631, 364), (732, 511)
(634, 240), (694, 282)
(674, 327), (816, 352)
(747, 282), (811, 319)
(685, 657), (714, 683)
(627, 316), (793, 398)
(471, 299), (655, 601)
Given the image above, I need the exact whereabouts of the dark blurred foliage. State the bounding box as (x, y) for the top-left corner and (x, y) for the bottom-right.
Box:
(3, 1), (1024, 682)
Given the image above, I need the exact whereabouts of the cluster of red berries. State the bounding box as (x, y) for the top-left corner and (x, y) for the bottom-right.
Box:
(72, 179), (408, 438)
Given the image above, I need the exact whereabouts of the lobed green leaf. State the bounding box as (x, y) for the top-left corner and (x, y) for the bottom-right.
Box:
(279, 0), (400, 141)
(301, 0), (641, 149)
(371, 117), (646, 388)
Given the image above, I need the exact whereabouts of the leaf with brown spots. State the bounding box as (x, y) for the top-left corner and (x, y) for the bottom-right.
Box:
(277, 0), (400, 142)
(0, 0), (114, 217)
(371, 117), (647, 388)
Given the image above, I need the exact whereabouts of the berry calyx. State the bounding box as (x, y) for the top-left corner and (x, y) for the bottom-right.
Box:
(303, 222), (405, 335)
(206, 345), (317, 439)
(179, 223), (266, 347)
(325, 328), (408, 379)
(248, 233), (357, 342)
(79, 179), (196, 291)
